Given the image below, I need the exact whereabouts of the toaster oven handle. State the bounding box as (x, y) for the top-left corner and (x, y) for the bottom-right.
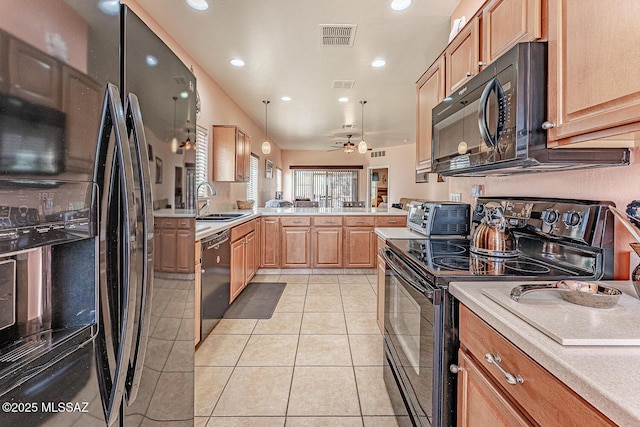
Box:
(478, 78), (506, 148)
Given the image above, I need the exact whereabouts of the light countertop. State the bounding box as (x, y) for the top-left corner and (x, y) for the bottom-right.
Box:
(450, 280), (640, 426)
(374, 227), (424, 240)
(194, 207), (408, 240)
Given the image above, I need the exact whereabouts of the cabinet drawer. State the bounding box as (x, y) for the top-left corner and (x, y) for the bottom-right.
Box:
(459, 305), (615, 426)
(231, 219), (256, 242)
(312, 216), (343, 226)
(155, 217), (177, 229)
(280, 217), (311, 227)
(177, 217), (194, 229)
(344, 216), (375, 227)
(375, 216), (406, 227)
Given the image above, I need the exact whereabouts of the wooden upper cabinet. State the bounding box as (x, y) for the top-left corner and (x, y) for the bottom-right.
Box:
(546, 0), (640, 146)
(8, 38), (61, 109)
(445, 17), (480, 96)
(212, 125), (251, 182)
(62, 66), (102, 173)
(481, 0), (542, 66)
(416, 57), (445, 171)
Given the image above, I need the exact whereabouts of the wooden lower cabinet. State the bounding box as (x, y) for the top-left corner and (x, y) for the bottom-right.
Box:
(281, 227), (311, 268)
(344, 227), (375, 268)
(457, 304), (615, 426)
(154, 217), (195, 273)
(260, 216), (280, 268)
(230, 238), (246, 302)
(312, 227), (343, 267)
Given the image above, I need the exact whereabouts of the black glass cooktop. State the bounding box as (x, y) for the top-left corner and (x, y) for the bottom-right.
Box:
(387, 238), (586, 279)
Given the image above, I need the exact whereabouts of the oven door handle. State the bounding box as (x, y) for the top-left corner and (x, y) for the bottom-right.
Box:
(380, 248), (434, 298)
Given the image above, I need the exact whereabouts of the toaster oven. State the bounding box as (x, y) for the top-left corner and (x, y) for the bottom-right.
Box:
(406, 201), (471, 236)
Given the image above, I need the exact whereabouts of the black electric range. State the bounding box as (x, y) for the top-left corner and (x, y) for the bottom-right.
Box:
(381, 197), (616, 427)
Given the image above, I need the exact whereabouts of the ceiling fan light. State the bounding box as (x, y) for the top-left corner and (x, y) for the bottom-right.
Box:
(358, 140), (368, 153)
(262, 140), (272, 154)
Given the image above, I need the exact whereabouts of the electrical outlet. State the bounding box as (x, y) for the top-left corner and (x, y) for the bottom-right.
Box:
(450, 193), (462, 202)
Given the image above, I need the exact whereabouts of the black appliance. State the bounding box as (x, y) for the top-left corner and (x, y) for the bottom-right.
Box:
(200, 229), (231, 341)
(381, 196), (615, 426)
(0, 2), (195, 426)
(431, 42), (630, 176)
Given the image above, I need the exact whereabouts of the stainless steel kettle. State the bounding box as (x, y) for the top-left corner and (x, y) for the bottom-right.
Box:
(470, 202), (518, 257)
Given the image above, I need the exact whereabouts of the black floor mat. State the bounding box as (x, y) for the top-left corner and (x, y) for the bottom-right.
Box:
(223, 282), (286, 319)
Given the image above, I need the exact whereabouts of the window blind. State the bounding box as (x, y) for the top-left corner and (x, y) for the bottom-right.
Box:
(292, 168), (359, 208)
(195, 125), (208, 196)
(247, 153), (259, 202)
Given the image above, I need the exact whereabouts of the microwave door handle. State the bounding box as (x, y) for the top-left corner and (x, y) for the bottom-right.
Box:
(93, 83), (139, 426)
(123, 92), (154, 405)
(478, 79), (498, 147)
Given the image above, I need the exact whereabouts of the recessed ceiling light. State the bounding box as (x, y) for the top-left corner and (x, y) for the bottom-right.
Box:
(371, 59), (386, 68)
(145, 55), (158, 67)
(338, 97), (349, 103)
(281, 96), (292, 101)
(230, 58), (245, 67)
(180, 91), (189, 99)
(98, 0), (119, 16)
(391, 0), (412, 11)
(186, 0), (209, 11)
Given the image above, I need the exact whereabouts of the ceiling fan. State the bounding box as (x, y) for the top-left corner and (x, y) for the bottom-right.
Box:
(327, 135), (371, 153)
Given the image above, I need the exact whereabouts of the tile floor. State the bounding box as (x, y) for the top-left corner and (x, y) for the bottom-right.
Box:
(195, 273), (399, 427)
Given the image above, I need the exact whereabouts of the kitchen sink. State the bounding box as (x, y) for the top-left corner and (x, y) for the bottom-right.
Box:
(196, 213), (251, 221)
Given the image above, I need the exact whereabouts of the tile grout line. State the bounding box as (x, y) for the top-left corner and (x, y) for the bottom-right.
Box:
(284, 275), (308, 422)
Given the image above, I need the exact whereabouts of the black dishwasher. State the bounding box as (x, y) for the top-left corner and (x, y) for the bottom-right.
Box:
(200, 229), (231, 341)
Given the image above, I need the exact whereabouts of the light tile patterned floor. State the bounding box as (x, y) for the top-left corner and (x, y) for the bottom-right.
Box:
(195, 274), (399, 427)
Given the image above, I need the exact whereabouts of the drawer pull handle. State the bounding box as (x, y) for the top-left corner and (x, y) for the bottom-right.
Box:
(388, 220), (398, 224)
(484, 353), (524, 385)
(449, 364), (463, 374)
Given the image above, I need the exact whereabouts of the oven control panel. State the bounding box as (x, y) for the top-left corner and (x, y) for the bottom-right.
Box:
(473, 197), (610, 245)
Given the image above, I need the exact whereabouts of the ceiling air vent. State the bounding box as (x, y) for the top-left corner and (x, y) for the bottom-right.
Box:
(332, 80), (356, 89)
(319, 24), (357, 47)
(173, 75), (188, 85)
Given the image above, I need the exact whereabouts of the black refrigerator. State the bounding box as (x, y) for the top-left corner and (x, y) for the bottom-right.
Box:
(0, 1), (195, 426)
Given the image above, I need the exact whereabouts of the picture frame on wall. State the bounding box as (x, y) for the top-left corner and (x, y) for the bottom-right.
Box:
(155, 157), (163, 183)
(266, 159), (273, 179)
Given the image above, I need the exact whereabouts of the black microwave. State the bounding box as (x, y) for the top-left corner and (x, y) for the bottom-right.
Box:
(431, 42), (629, 176)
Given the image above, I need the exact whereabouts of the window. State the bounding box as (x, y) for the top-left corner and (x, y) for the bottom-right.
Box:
(195, 125), (208, 196)
(276, 167), (282, 193)
(247, 153), (259, 202)
(292, 167), (359, 208)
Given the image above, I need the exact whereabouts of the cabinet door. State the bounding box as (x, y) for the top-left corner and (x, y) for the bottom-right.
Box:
(8, 38), (61, 109)
(281, 227), (311, 268)
(176, 228), (194, 273)
(244, 231), (257, 284)
(482, 0), (542, 65)
(235, 129), (249, 181)
(547, 0), (640, 145)
(313, 227), (343, 268)
(261, 217), (280, 268)
(254, 218), (261, 274)
(212, 125), (237, 181)
(445, 17), (480, 96)
(457, 350), (532, 427)
(344, 227), (375, 268)
(230, 239), (246, 302)
(416, 57), (445, 171)
(62, 66), (102, 173)
(159, 227), (178, 272)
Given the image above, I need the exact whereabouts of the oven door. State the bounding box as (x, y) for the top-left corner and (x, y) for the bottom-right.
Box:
(382, 247), (441, 426)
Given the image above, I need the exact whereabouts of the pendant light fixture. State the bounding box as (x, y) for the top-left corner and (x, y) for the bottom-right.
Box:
(261, 100), (272, 154)
(180, 128), (195, 150)
(358, 100), (368, 154)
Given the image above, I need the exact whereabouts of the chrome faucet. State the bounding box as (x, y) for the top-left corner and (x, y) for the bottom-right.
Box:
(196, 181), (217, 217)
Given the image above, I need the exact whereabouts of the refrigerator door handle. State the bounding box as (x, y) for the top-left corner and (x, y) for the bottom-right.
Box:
(124, 92), (154, 404)
(93, 83), (139, 427)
